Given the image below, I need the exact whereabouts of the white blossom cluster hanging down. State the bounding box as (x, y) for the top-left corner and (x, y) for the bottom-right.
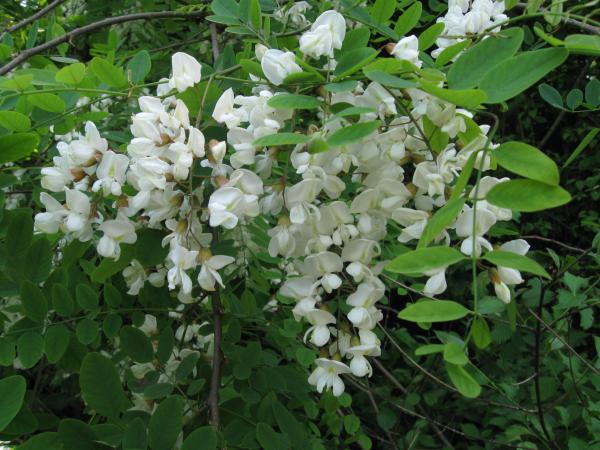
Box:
(33, 1), (529, 398)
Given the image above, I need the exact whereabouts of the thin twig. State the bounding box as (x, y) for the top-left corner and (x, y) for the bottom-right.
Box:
(520, 235), (586, 254)
(532, 284), (558, 450)
(207, 229), (224, 428)
(0, 9), (207, 76)
(0, 0), (66, 38)
(372, 359), (455, 449)
(528, 306), (600, 377)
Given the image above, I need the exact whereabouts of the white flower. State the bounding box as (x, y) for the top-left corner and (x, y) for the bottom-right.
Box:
(391, 35), (422, 68)
(197, 252), (235, 291)
(455, 204), (496, 257)
(308, 358), (352, 396)
(169, 52), (201, 93)
(346, 343), (380, 377)
(303, 309), (336, 347)
(63, 189), (93, 241)
(123, 260), (147, 295)
(261, 49), (302, 86)
(491, 239), (530, 304)
(34, 193), (67, 234)
(208, 187), (247, 229)
(167, 245), (198, 294)
(92, 150), (129, 196)
(423, 267), (448, 296)
(299, 10), (346, 58)
(97, 217), (137, 259)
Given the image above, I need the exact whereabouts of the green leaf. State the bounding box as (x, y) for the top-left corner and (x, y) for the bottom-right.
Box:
(486, 179), (571, 212)
(52, 284), (74, 317)
(435, 39), (472, 67)
(27, 93), (65, 112)
(182, 427), (217, 450)
(344, 415), (361, 434)
(239, 58), (265, 79)
(0, 338), (15, 366)
(127, 50), (151, 83)
(415, 344), (445, 355)
(364, 70), (416, 88)
(6, 210), (33, 256)
(566, 89), (583, 110)
(119, 326), (154, 363)
(563, 128), (599, 168)
(394, 1), (422, 36)
(538, 83), (564, 109)
(76, 284), (99, 310)
(122, 418), (147, 450)
(256, 422), (280, 450)
(0, 111), (31, 131)
(44, 324), (70, 363)
(103, 284), (122, 309)
(327, 120), (380, 147)
(59, 419), (96, 450)
(55, 63), (86, 85)
(267, 94), (321, 110)
(324, 80), (359, 93)
(480, 48), (569, 103)
(471, 317), (491, 349)
(443, 342), (468, 366)
(91, 244), (134, 282)
(398, 300), (471, 322)
(253, 133), (310, 147)
(371, 0), (397, 23)
(418, 198), (466, 249)
(134, 229), (168, 267)
(273, 399), (308, 446)
(482, 250), (550, 279)
(387, 246), (465, 274)
(79, 353), (131, 418)
(307, 137), (330, 154)
(0, 132), (39, 164)
(17, 332), (44, 369)
(149, 396), (183, 450)
(23, 237), (52, 283)
(0, 375), (26, 431)
(448, 28), (523, 89)
(585, 78), (600, 107)
(446, 363), (481, 398)
(20, 281), (48, 323)
(90, 57), (127, 88)
(419, 81), (487, 108)
(248, 0), (262, 29)
(75, 318), (99, 345)
(418, 23), (445, 51)
(103, 313), (122, 338)
(330, 106), (376, 119)
(493, 141), (559, 185)
(334, 47), (378, 79)
(565, 34), (600, 56)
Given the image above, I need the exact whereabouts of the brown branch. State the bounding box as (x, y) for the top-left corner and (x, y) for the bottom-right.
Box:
(209, 23), (220, 61)
(0, 0), (66, 38)
(520, 235), (586, 254)
(0, 9), (206, 76)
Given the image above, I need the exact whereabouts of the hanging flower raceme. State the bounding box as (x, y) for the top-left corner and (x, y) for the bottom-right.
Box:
(29, 5), (535, 401)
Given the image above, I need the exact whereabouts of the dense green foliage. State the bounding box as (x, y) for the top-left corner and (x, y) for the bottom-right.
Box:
(0, 1), (599, 449)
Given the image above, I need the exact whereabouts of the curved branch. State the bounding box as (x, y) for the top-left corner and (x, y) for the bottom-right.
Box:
(0, 9), (206, 76)
(0, 0), (66, 38)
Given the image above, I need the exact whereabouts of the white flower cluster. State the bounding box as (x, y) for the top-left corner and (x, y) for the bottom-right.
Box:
(433, 0), (508, 57)
(34, 7), (525, 397)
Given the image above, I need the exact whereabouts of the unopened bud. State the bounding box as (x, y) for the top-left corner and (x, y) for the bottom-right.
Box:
(116, 196), (129, 208)
(384, 42), (396, 55)
(199, 248), (213, 263)
(489, 268), (501, 285)
(277, 215), (291, 226)
(215, 175), (229, 187)
(70, 167), (86, 181)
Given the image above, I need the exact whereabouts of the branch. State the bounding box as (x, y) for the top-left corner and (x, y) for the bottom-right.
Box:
(0, 9), (206, 76)
(207, 228), (224, 428)
(514, 3), (600, 35)
(0, 0), (66, 39)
